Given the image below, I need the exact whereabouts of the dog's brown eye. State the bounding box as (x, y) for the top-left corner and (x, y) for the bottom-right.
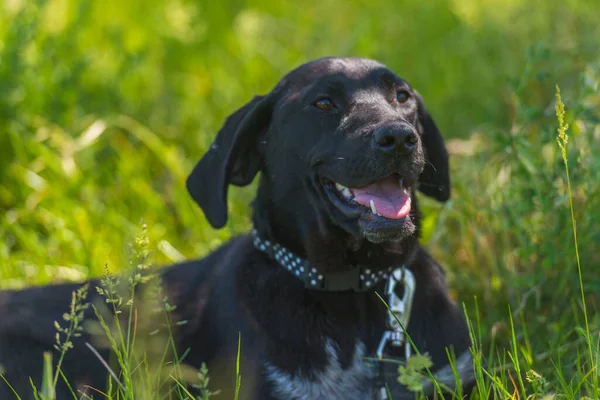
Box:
(314, 97), (334, 111)
(396, 90), (410, 103)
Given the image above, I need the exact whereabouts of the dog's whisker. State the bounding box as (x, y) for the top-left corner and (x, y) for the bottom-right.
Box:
(417, 182), (443, 188)
(425, 159), (438, 172)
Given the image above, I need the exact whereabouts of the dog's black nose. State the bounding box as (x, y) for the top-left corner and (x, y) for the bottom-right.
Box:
(373, 125), (418, 154)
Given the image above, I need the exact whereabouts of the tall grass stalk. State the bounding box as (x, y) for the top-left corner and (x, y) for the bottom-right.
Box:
(233, 333), (242, 400)
(555, 85), (596, 395)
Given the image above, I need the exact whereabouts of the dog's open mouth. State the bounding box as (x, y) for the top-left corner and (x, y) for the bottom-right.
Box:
(323, 174), (412, 220)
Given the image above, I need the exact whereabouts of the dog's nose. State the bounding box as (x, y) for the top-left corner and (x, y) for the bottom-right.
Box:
(373, 125), (418, 154)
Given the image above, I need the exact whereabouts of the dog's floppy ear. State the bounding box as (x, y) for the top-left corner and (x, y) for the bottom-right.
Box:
(415, 91), (450, 202)
(186, 94), (274, 228)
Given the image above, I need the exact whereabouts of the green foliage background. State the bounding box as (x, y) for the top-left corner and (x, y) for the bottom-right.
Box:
(1, 0), (600, 395)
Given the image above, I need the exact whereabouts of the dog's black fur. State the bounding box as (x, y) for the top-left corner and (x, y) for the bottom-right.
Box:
(0, 58), (473, 399)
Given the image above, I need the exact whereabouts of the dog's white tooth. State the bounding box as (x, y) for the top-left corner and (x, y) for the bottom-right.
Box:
(342, 187), (352, 199)
(335, 183), (348, 193)
(370, 199), (377, 215)
(403, 187), (409, 195)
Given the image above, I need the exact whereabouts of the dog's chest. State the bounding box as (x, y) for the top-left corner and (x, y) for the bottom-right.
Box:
(264, 339), (376, 400)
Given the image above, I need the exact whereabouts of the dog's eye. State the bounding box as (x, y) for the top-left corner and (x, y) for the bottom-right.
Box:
(314, 97), (334, 111)
(396, 90), (410, 103)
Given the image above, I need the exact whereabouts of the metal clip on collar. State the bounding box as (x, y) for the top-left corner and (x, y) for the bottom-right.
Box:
(376, 266), (416, 361)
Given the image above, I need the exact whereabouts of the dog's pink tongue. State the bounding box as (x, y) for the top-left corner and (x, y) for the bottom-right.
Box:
(352, 176), (411, 219)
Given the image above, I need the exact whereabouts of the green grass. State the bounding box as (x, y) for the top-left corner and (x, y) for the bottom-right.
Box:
(1, 0), (599, 398)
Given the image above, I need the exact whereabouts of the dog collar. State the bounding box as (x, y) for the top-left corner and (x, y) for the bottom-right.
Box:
(251, 229), (395, 291)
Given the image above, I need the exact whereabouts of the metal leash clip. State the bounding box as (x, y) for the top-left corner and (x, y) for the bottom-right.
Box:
(376, 265), (416, 361)
(375, 266), (416, 399)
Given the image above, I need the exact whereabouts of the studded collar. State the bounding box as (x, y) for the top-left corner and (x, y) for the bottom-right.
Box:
(251, 229), (396, 291)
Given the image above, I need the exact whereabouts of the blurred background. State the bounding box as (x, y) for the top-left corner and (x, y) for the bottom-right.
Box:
(1, 0), (599, 394)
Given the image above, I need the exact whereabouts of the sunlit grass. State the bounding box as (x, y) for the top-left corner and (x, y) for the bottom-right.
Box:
(1, 0), (599, 398)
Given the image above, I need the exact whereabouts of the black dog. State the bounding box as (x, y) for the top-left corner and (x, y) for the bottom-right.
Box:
(0, 57), (473, 399)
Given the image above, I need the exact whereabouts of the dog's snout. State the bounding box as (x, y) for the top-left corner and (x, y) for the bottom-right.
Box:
(373, 125), (418, 154)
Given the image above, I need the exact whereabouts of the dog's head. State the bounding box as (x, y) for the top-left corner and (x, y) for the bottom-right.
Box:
(187, 58), (449, 262)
